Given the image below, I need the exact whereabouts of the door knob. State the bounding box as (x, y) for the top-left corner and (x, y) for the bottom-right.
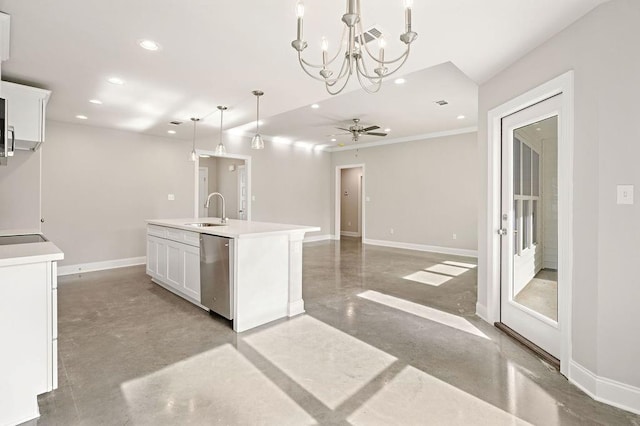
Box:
(497, 228), (507, 235)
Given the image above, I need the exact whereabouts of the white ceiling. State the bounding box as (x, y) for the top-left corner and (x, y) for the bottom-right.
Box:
(0, 0), (608, 145)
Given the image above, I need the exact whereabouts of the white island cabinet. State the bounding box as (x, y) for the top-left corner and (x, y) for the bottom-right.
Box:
(0, 238), (63, 426)
(146, 218), (320, 333)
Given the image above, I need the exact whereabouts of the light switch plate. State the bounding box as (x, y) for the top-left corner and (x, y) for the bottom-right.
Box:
(167, 194), (175, 201)
(617, 185), (634, 205)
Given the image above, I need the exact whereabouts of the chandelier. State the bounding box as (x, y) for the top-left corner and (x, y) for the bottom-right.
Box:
(291, 0), (417, 95)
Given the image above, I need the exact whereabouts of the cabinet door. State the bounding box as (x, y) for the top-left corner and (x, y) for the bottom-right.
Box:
(166, 240), (185, 291)
(146, 237), (158, 276)
(1, 82), (48, 143)
(183, 245), (201, 300)
(156, 238), (167, 280)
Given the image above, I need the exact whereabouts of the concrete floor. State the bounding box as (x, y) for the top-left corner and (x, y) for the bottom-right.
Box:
(28, 238), (639, 425)
(515, 269), (558, 321)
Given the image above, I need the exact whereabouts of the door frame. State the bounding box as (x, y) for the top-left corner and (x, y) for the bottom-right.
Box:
(198, 166), (209, 218)
(193, 150), (252, 220)
(335, 164), (365, 240)
(485, 71), (574, 375)
(237, 164), (247, 220)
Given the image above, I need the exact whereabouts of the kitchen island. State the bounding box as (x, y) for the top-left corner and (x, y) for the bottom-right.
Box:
(146, 218), (320, 333)
(0, 231), (63, 426)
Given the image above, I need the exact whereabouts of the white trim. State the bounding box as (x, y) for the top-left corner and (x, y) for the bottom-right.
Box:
(303, 234), (332, 243)
(484, 71), (574, 376)
(569, 361), (640, 415)
(475, 303), (489, 322)
(194, 150), (252, 221)
(364, 238), (478, 258)
(340, 231), (361, 237)
(327, 126), (478, 152)
(57, 256), (146, 276)
(335, 164), (366, 241)
(288, 300), (305, 317)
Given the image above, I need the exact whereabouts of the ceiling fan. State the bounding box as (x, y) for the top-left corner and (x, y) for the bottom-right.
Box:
(335, 118), (388, 143)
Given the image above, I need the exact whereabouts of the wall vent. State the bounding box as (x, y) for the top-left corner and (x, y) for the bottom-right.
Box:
(169, 120), (182, 126)
(435, 100), (449, 106)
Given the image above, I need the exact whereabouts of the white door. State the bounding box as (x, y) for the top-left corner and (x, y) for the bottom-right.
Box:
(500, 95), (561, 359)
(237, 165), (248, 220)
(198, 167), (208, 217)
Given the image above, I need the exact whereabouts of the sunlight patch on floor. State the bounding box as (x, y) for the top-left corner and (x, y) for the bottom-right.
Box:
(425, 263), (470, 277)
(443, 260), (477, 269)
(403, 270), (452, 286)
(357, 290), (489, 340)
(348, 365), (531, 425)
(120, 344), (316, 425)
(244, 315), (397, 409)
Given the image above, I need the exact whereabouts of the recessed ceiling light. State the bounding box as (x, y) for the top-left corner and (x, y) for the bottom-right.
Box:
(457, 115), (465, 120)
(167, 130), (176, 134)
(536, 127), (542, 131)
(394, 78), (406, 85)
(89, 99), (103, 105)
(76, 115), (88, 120)
(384, 128), (391, 132)
(330, 138), (337, 142)
(108, 77), (124, 85)
(138, 39), (161, 51)
(311, 104), (320, 109)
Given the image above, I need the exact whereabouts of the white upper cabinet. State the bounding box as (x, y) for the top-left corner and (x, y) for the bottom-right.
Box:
(0, 81), (51, 150)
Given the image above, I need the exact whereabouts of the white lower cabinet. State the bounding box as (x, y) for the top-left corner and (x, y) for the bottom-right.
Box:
(146, 227), (200, 302)
(0, 260), (58, 425)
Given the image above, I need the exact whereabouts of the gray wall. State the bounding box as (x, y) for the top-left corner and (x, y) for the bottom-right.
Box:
(42, 121), (194, 267)
(332, 132), (478, 252)
(477, 0), (640, 387)
(340, 167), (361, 235)
(41, 121), (331, 267)
(0, 149), (41, 231)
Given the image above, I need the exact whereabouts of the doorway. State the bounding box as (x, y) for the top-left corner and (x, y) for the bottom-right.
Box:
(335, 165), (365, 240)
(500, 96), (561, 360)
(485, 71), (574, 376)
(194, 152), (251, 221)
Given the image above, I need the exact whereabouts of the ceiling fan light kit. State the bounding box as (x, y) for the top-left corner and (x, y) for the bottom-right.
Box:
(291, 0), (417, 95)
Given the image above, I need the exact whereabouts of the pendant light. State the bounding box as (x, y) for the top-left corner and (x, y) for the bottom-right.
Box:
(214, 106), (228, 156)
(251, 90), (265, 150)
(189, 117), (200, 161)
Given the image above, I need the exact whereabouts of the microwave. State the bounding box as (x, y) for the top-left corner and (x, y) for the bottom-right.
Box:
(0, 97), (15, 166)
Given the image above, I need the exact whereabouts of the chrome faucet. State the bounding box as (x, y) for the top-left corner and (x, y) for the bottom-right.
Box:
(204, 192), (228, 224)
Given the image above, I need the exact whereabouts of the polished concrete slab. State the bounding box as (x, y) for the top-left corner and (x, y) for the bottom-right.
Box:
(27, 238), (639, 425)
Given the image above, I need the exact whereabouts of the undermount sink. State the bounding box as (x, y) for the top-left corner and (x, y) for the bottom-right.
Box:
(185, 222), (226, 227)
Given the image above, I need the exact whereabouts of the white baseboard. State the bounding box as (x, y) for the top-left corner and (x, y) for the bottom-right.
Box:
(363, 238), (478, 258)
(475, 303), (489, 322)
(331, 234), (340, 240)
(569, 360), (640, 415)
(288, 300), (305, 317)
(58, 256), (146, 276)
(304, 234), (332, 243)
(340, 231), (361, 237)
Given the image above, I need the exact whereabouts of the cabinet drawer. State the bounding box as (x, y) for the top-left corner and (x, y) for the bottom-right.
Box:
(147, 225), (167, 238)
(165, 228), (199, 247)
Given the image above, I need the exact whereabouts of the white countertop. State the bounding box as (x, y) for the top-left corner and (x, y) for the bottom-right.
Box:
(0, 232), (64, 268)
(147, 218), (320, 239)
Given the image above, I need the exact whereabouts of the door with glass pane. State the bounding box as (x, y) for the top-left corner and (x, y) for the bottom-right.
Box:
(501, 95), (561, 358)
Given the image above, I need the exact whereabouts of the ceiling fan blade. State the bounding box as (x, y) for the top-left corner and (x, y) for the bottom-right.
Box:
(336, 127), (351, 132)
(364, 132), (387, 137)
(362, 125), (380, 132)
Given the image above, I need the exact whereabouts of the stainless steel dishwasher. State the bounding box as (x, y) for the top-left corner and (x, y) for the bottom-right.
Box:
(199, 234), (233, 320)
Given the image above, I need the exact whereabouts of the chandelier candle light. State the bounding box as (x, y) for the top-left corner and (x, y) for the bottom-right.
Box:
(214, 106), (228, 156)
(251, 90), (265, 150)
(190, 117), (200, 161)
(291, 0), (417, 95)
